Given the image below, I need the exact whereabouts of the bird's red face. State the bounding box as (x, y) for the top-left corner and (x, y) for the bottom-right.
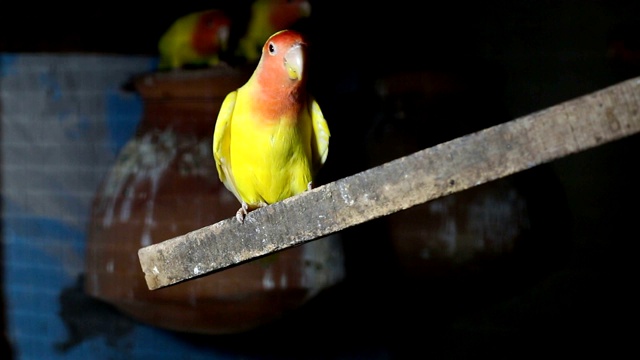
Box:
(251, 30), (309, 121)
(261, 30), (308, 83)
(192, 10), (231, 55)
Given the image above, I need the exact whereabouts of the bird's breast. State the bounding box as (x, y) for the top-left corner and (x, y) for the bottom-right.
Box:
(229, 109), (313, 205)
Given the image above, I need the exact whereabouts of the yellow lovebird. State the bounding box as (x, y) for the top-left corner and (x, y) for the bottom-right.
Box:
(158, 9), (231, 70)
(213, 29), (330, 223)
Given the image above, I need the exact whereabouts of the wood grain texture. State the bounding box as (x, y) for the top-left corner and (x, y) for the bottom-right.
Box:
(139, 76), (640, 290)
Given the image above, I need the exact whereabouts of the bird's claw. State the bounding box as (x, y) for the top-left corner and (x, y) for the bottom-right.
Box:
(236, 203), (249, 224)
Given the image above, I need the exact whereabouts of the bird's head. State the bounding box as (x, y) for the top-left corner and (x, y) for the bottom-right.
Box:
(260, 29), (308, 83)
(193, 10), (232, 54)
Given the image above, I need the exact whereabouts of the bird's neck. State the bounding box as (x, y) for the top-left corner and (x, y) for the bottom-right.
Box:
(251, 77), (305, 124)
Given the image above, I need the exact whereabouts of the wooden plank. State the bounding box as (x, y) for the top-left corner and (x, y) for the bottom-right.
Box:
(138, 76), (640, 290)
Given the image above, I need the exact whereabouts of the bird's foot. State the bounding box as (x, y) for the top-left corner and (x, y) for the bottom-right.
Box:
(236, 203), (249, 224)
(307, 181), (314, 191)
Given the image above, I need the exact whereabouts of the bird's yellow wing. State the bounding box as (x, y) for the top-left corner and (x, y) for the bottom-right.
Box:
(213, 90), (241, 200)
(309, 96), (330, 174)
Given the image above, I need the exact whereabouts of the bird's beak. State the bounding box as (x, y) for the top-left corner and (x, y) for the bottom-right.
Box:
(218, 26), (230, 50)
(300, 1), (312, 17)
(284, 44), (304, 81)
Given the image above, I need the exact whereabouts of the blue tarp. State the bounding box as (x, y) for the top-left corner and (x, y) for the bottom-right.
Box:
(0, 53), (236, 359)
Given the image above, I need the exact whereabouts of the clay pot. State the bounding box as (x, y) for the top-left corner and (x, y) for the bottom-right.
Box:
(84, 66), (345, 334)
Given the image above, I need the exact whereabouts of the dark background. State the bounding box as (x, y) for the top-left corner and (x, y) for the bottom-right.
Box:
(2, 0), (639, 358)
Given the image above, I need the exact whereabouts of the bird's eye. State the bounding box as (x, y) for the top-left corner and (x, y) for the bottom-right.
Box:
(268, 42), (276, 55)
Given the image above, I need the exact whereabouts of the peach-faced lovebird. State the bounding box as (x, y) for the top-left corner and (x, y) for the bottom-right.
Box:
(158, 9), (231, 69)
(237, 0), (312, 63)
(213, 29), (330, 223)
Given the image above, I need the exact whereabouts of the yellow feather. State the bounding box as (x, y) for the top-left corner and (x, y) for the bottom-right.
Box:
(212, 90), (239, 200)
(310, 96), (330, 173)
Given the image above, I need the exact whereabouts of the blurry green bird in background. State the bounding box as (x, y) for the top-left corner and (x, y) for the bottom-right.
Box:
(236, 0), (312, 63)
(157, 9), (231, 70)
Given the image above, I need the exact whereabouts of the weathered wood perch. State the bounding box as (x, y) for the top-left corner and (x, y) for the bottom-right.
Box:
(139, 76), (640, 290)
